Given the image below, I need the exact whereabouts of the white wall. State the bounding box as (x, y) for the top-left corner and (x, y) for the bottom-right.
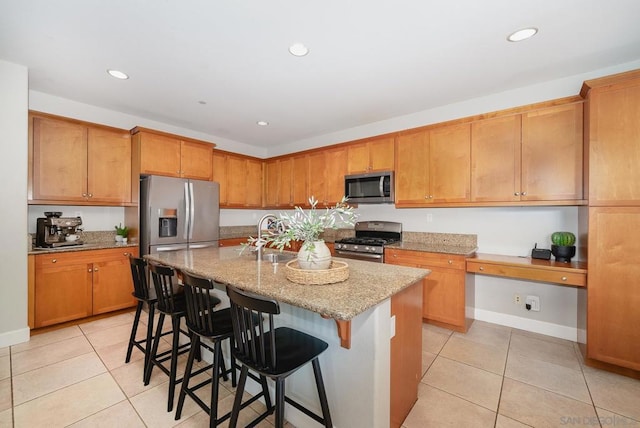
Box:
(0, 60), (30, 347)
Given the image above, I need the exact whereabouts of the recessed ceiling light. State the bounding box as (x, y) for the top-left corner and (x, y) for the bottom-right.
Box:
(198, 100), (207, 105)
(107, 69), (129, 79)
(257, 121), (269, 126)
(507, 27), (538, 42)
(288, 43), (309, 57)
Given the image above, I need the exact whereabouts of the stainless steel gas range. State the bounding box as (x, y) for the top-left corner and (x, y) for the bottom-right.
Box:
(334, 221), (402, 263)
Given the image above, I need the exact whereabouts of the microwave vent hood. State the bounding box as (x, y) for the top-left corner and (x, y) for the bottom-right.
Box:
(345, 171), (394, 204)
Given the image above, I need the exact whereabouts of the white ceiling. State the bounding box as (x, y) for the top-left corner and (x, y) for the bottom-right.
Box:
(2, 1), (640, 149)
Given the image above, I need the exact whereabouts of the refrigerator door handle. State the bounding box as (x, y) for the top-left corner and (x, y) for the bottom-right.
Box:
(184, 182), (190, 240)
(189, 182), (195, 240)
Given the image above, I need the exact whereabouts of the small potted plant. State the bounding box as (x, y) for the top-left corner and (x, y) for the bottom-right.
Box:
(551, 231), (576, 262)
(246, 196), (358, 270)
(115, 223), (129, 243)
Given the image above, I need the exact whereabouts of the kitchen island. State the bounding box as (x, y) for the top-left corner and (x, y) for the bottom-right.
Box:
(145, 246), (430, 428)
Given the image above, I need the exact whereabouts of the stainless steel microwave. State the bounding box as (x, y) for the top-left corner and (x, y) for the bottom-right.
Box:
(344, 171), (394, 204)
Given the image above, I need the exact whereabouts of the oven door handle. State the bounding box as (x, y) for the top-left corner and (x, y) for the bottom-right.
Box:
(335, 250), (384, 262)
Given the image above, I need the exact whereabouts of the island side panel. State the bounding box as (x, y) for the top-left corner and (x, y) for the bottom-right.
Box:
(241, 300), (392, 428)
(390, 279), (423, 428)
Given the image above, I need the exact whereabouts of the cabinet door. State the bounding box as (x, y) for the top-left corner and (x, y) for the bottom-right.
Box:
(588, 81), (640, 205)
(139, 132), (181, 177)
(212, 151), (228, 205)
(325, 147), (348, 205)
(395, 130), (429, 206)
(346, 142), (370, 174)
(34, 253), (93, 328)
(308, 151), (327, 204)
(31, 116), (88, 201)
(587, 207), (640, 370)
(92, 248), (138, 315)
(263, 159), (279, 207)
(429, 123), (471, 203)
(245, 158), (263, 207)
(422, 267), (466, 327)
(521, 103), (583, 201)
(471, 115), (521, 202)
(87, 127), (132, 203)
(180, 140), (213, 180)
(369, 136), (395, 172)
(291, 154), (309, 206)
(278, 158), (293, 206)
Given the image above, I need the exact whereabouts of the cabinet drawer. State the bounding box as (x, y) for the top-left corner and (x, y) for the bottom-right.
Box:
(466, 260), (586, 287)
(385, 249), (466, 270)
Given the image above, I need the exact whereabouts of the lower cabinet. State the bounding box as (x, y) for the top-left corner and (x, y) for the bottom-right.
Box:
(385, 248), (468, 332)
(34, 248), (138, 328)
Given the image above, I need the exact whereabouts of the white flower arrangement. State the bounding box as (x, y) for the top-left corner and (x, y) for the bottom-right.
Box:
(246, 196), (358, 251)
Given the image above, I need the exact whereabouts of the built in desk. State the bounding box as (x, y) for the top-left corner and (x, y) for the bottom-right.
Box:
(466, 253), (587, 287)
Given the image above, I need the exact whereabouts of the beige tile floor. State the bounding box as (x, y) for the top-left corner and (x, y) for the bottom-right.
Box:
(1, 313), (639, 427)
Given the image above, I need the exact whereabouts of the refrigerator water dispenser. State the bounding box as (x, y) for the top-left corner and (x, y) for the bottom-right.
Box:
(159, 209), (178, 237)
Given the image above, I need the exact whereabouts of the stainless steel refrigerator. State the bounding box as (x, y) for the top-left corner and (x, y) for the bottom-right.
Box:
(140, 175), (219, 255)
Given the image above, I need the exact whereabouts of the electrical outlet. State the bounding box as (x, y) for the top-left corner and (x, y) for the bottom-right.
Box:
(525, 295), (541, 312)
(426, 213), (433, 223)
(513, 294), (521, 305)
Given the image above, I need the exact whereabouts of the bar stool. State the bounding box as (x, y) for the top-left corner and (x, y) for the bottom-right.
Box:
(145, 263), (220, 412)
(125, 256), (164, 381)
(226, 285), (333, 428)
(175, 271), (271, 427)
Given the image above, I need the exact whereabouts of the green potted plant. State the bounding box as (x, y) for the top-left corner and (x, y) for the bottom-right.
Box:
(115, 223), (129, 243)
(550, 231), (576, 262)
(246, 196), (358, 270)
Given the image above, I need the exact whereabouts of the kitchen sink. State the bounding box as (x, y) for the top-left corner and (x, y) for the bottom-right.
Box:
(259, 252), (296, 263)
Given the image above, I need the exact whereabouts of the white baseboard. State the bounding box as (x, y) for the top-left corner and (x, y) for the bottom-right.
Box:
(472, 307), (578, 342)
(0, 327), (30, 348)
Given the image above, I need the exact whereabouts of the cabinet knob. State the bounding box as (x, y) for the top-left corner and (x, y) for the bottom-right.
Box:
(51, 259), (57, 263)
(88, 193), (93, 198)
(88, 268), (92, 272)
(479, 266), (484, 271)
(429, 195), (433, 199)
(514, 192), (520, 196)
(393, 254), (397, 258)
(94, 267), (99, 272)
(521, 191), (527, 196)
(448, 260), (453, 264)
(561, 276), (567, 281)
(82, 193), (87, 197)
(123, 252), (130, 256)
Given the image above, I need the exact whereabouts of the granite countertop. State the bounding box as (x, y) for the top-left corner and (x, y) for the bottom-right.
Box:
(28, 230), (138, 255)
(389, 231), (478, 256)
(145, 246), (430, 321)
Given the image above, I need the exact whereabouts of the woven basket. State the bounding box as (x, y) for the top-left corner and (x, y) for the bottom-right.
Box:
(285, 260), (349, 285)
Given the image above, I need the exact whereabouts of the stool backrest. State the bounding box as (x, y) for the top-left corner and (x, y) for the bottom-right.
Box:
(226, 285), (280, 371)
(129, 256), (150, 300)
(149, 263), (179, 313)
(181, 271), (221, 336)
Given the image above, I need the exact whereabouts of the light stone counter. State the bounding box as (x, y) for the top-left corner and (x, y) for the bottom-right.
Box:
(144, 245), (429, 428)
(144, 246), (429, 321)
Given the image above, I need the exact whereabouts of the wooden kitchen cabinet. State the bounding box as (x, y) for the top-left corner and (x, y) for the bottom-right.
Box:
(29, 113), (132, 205)
(521, 102), (583, 201)
(264, 157), (294, 208)
(347, 136), (395, 174)
(291, 153), (309, 206)
(307, 146), (349, 206)
(586, 207), (640, 371)
(132, 127), (214, 181)
(385, 248), (468, 332)
(34, 248), (137, 328)
(395, 123), (471, 207)
(213, 150), (263, 208)
(584, 74), (640, 206)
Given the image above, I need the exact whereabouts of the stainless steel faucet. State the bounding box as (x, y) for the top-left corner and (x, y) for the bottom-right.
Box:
(256, 213), (278, 261)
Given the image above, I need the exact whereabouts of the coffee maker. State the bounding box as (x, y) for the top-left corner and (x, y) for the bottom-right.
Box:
(35, 212), (84, 248)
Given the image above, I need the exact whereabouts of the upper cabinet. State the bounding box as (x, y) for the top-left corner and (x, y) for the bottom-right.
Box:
(29, 112), (132, 206)
(213, 150), (262, 208)
(471, 102), (584, 203)
(308, 146), (349, 207)
(131, 127), (214, 181)
(347, 136), (395, 174)
(520, 102), (583, 202)
(584, 74), (640, 206)
(395, 123), (471, 206)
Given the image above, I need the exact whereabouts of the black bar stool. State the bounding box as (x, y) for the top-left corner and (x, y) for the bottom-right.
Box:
(126, 256), (165, 381)
(175, 271), (271, 427)
(226, 285), (333, 428)
(145, 263), (220, 412)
